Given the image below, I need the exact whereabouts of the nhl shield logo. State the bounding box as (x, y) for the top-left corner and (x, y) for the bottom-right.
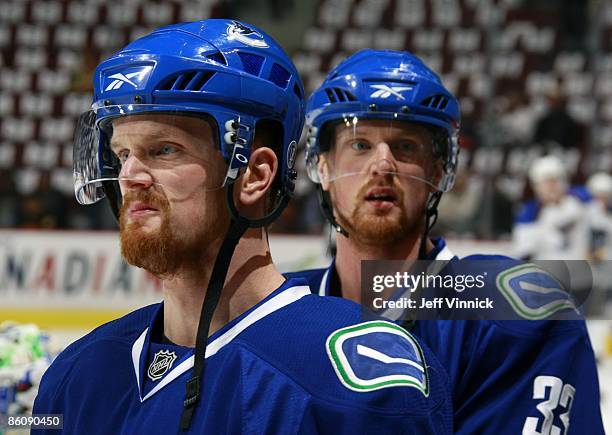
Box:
(147, 350), (177, 381)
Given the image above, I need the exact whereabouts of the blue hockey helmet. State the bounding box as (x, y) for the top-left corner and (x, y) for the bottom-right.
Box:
(305, 49), (459, 193)
(74, 19), (305, 221)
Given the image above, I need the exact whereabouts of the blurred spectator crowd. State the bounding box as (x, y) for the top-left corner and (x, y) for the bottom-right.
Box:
(0, 0), (610, 246)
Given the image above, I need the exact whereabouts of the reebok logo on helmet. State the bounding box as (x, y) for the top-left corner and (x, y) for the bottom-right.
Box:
(369, 84), (413, 100)
(103, 65), (154, 92)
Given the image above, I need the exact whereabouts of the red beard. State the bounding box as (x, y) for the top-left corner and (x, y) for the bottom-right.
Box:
(119, 189), (186, 277)
(335, 177), (425, 245)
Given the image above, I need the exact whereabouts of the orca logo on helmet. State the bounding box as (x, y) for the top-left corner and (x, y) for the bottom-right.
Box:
(227, 21), (269, 48)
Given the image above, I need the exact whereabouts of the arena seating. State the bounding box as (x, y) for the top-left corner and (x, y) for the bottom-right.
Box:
(0, 0), (609, 233)
(292, 0), (610, 189)
(0, 0), (223, 198)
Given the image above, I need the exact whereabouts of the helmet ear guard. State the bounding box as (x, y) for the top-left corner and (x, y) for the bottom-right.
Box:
(225, 118), (297, 227)
(222, 115), (254, 187)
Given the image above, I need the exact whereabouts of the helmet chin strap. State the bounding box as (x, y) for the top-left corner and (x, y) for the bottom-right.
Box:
(318, 185), (348, 237)
(180, 180), (291, 431)
(180, 210), (247, 431)
(418, 191), (442, 259)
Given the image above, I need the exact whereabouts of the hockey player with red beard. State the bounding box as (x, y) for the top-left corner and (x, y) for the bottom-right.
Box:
(288, 49), (604, 434)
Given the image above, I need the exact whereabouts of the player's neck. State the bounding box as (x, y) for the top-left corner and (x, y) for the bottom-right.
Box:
(162, 227), (284, 347)
(334, 233), (433, 304)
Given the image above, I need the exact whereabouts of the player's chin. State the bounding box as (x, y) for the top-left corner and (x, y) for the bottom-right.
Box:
(126, 215), (163, 233)
(354, 216), (406, 243)
(360, 199), (402, 217)
(355, 207), (400, 226)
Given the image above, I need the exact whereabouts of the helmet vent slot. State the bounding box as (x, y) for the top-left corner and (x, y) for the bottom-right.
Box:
(190, 71), (215, 90)
(342, 89), (356, 101)
(238, 52), (264, 76)
(333, 88), (344, 102)
(421, 94), (449, 110)
(206, 51), (227, 66)
(324, 87), (356, 103)
(156, 70), (215, 91)
(293, 83), (303, 100)
(269, 63), (291, 89)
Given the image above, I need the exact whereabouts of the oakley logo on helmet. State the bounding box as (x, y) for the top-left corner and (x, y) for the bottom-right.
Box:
(287, 141), (297, 169)
(103, 66), (154, 92)
(369, 84), (413, 100)
(227, 21), (269, 48)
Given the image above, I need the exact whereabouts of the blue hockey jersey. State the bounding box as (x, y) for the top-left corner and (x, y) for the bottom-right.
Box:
(32, 278), (453, 434)
(287, 239), (604, 435)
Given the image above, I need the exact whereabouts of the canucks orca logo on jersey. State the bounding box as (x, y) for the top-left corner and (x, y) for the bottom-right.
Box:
(496, 264), (578, 320)
(326, 321), (428, 395)
(147, 350), (177, 381)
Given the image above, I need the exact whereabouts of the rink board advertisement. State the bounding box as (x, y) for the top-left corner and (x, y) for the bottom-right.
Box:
(0, 230), (329, 328)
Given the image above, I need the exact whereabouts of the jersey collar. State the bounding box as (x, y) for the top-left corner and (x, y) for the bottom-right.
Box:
(318, 237), (455, 297)
(131, 279), (311, 402)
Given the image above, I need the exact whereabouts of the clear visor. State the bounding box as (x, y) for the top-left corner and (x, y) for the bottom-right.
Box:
(307, 115), (457, 193)
(74, 105), (230, 205)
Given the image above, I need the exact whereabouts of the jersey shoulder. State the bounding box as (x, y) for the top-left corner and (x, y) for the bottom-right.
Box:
(453, 254), (587, 336)
(34, 303), (159, 411)
(241, 294), (450, 416)
(568, 185), (592, 203)
(54, 303), (158, 364)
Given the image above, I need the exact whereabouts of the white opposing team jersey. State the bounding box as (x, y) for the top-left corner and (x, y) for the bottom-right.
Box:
(513, 194), (590, 260)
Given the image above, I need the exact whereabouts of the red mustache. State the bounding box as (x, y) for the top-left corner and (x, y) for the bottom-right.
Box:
(357, 178), (403, 203)
(120, 190), (168, 221)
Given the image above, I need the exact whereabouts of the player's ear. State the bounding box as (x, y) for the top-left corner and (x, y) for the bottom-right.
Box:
(237, 146), (278, 207)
